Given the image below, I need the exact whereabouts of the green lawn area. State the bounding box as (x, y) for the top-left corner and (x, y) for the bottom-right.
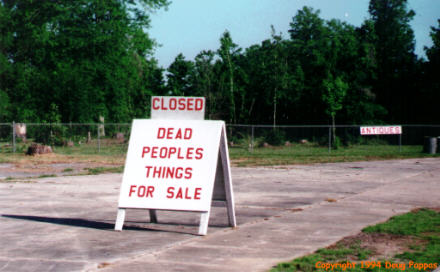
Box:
(272, 208), (440, 272)
(0, 140), (437, 166)
(229, 144), (435, 166)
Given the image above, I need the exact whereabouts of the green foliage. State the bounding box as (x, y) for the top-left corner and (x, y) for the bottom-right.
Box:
(167, 53), (195, 96)
(273, 209), (440, 272)
(1, 0), (168, 123)
(1, 0), (438, 126)
(363, 208), (440, 236)
(85, 166), (124, 175)
(263, 129), (286, 146)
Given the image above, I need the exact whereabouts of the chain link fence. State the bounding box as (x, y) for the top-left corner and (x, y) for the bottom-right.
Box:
(1, 123), (440, 155)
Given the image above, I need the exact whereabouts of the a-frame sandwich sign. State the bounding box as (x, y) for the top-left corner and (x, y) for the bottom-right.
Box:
(114, 96), (236, 235)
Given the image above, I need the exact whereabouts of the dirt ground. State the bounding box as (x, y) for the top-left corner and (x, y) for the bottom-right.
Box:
(0, 154), (121, 179)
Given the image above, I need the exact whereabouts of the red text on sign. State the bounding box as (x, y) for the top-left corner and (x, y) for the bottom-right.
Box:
(166, 187), (202, 200)
(145, 166), (192, 179)
(129, 185), (155, 198)
(141, 146), (203, 160)
(152, 97), (204, 111)
(157, 127), (192, 140)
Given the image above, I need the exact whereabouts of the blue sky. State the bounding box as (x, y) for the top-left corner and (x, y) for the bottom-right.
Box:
(149, 0), (440, 68)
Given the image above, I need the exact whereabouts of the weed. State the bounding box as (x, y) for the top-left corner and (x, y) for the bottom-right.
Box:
(38, 174), (57, 178)
(85, 166), (123, 175)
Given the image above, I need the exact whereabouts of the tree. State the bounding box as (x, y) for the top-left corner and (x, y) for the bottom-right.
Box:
(217, 30), (241, 124)
(288, 7), (329, 124)
(368, 0), (418, 122)
(420, 19), (440, 123)
(322, 74), (348, 145)
(0, 3), (11, 121)
(167, 53), (195, 96)
(1, 0), (168, 122)
(193, 50), (216, 118)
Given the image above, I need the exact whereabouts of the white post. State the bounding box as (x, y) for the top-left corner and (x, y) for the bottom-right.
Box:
(114, 208), (126, 231)
(198, 211), (211, 236)
(220, 125), (236, 227)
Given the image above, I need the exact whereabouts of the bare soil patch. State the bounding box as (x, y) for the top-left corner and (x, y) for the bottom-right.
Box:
(0, 153), (122, 179)
(330, 232), (427, 261)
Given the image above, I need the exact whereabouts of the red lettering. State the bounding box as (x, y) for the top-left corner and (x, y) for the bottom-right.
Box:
(166, 186), (199, 199)
(177, 148), (184, 159)
(166, 167), (174, 178)
(168, 147), (177, 158)
(195, 148), (203, 159)
(166, 128), (174, 139)
(176, 167), (183, 179)
(167, 187), (175, 198)
(161, 98), (168, 110)
(138, 185), (146, 197)
(186, 147), (194, 159)
(194, 188), (201, 199)
(153, 166), (161, 178)
(187, 98), (194, 110)
(145, 166), (152, 177)
(185, 167), (192, 179)
(129, 185), (137, 197)
(169, 98), (177, 110)
(142, 146), (150, 158)
(157, 128), (166, 139)
(178, 98), (185, 110)
(146, 186), (154, 197)
(175, 129), (182, 139)
(152, 98), (160, 110)
(195, 98), (203, 111)
(176, 188), (183, 199)
(144, 166), (193, 179)
(151, 146), (158, 158)
(184, 128), (192, 139)
(185, 187), (191, 199)
(159, 147), (167, 158)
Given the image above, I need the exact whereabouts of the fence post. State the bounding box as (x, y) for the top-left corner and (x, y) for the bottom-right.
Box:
(12, 121), (16, 153)
(97, 124), (101, 153)
(399, 134), (402, 152)
(251, 125), (254, 152)
(328, 126), (331, 153)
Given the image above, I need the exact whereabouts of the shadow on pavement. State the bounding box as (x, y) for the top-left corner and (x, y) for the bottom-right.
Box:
(1, 214), (153, 232)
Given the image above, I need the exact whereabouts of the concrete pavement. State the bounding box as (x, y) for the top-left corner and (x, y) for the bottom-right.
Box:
(1, 158), (439, 271)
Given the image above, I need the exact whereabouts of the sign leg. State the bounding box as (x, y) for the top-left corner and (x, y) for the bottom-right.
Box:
(220, 127), (237, 227)
(198, 211), (210, 236)
(149, 209), (158, 223)
(115, 208), (126, 231)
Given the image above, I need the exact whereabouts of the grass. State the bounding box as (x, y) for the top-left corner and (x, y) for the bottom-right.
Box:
(272, 208), (440, 272)
(84, 166), (124, 175)
(229, 144), (433, 166)
(37, 174), (57, 178)
(0, 140), (436, 167)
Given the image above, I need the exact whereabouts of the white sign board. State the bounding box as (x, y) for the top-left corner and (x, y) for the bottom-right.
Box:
(151, 96), (205, 120)
(360, 126), (402, 135)
(118, 119), (223, 212)
(115, 96), (236, 235)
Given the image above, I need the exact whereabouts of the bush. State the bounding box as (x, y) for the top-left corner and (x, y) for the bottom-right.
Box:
(34, 125), (67, 146)
(263, 129), (286, 146)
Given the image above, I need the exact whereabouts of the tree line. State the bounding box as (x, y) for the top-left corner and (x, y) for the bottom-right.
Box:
(1, 0), (439, 126)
